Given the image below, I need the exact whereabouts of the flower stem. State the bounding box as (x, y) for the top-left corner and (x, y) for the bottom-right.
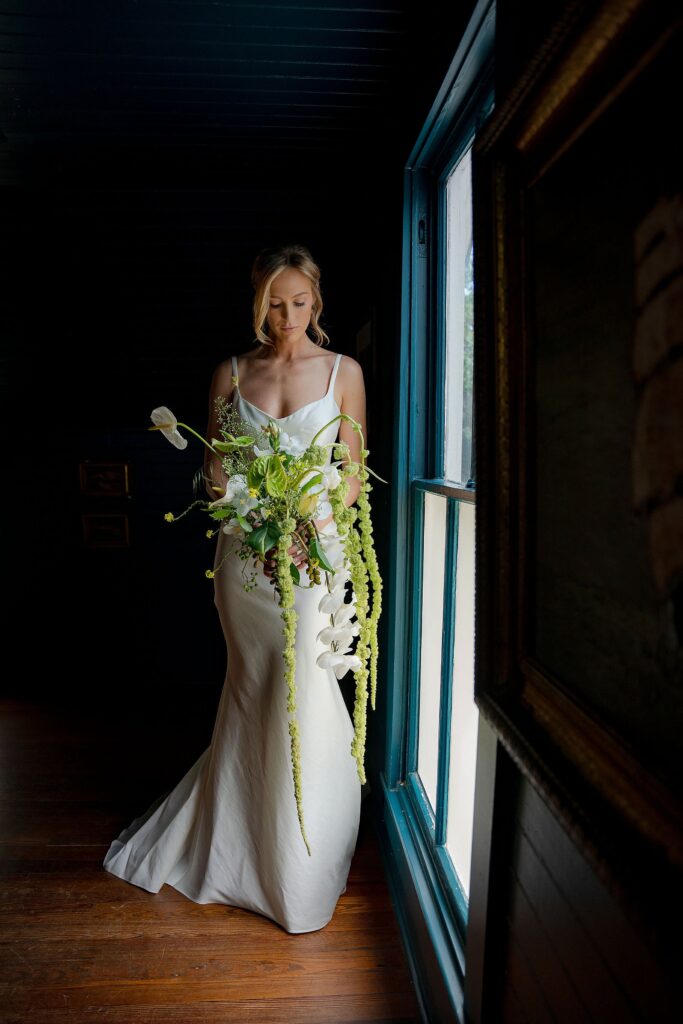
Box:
(149, 421), (221, 456)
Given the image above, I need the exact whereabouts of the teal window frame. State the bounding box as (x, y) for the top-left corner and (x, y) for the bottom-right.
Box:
(380, 0), (496, 1015)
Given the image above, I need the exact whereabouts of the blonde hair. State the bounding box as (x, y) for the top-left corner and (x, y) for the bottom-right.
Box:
(250, 243), (331, 351)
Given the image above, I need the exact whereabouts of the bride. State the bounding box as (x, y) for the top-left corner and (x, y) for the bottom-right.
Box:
(103, 243), (369, 933)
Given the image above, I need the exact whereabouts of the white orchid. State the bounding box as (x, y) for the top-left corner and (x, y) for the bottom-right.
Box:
(318, 588), (350, 615)
(317, 620), (360, 647)
(149, 406), (188, 450)
(317, 649), (363, 680)
(314, 531), (361, 680)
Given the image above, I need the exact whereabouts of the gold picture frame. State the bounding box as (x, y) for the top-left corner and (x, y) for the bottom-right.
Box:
(473, 0), (682, 944)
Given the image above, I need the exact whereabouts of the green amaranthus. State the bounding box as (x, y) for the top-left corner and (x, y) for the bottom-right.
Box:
(149, 399), (386, 855)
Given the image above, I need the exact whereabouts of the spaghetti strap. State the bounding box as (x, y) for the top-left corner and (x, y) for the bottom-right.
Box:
(327, 353), (342, 398)
(231, 355), (239, 383)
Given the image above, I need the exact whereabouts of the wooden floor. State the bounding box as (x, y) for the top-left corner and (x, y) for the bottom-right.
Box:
(0, 694), (422, 1023)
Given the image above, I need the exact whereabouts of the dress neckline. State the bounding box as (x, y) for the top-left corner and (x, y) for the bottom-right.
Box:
(232, 352), (342, 422)
(238, 392), (341, 422)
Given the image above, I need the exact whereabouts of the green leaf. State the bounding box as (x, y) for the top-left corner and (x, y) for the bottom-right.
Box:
(289, 561), (301, 585)
(209, 507), (235, 521)
(212, 434), (255, 454)
(247, 454), (272, 491)
(265, 455), (287, 498)
(309, 537), (336, 573)
(299, 472), (324, 494)
(247, 522), (281, 557)
(236, 512), (252, 532)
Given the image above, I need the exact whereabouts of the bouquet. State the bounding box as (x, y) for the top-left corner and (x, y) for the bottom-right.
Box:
(148, 395), (386, 855)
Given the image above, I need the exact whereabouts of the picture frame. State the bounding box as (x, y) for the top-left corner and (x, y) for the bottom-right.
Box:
(79, 460), (130, 498)
(82, 513), (130, 548)
(473, 0), (682, 945)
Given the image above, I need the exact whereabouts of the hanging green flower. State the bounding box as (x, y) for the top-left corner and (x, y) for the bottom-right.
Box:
(149, 398), (386, 854)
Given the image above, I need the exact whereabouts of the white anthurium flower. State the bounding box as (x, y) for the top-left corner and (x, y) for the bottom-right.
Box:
(150, 406), (188, 450)
(316, 650), (363, 680)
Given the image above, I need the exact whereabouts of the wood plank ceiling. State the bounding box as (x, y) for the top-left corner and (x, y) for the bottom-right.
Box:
(0, 0), (475, 427)
(0, 0), (474, 188)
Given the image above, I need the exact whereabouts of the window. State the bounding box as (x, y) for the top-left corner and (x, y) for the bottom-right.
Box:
(380, 1), (495, 1006)
(407, 138), (479, 924)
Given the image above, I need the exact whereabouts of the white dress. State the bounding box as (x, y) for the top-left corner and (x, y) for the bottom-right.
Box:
(103, 351), (362, 933)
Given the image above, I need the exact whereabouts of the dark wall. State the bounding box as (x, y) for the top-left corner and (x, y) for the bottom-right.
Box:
(485, 750), (676, 1023)
(0, 3), (475, 723)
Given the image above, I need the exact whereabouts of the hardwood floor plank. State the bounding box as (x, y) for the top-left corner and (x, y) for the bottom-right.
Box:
(0, 698), (422, 1024)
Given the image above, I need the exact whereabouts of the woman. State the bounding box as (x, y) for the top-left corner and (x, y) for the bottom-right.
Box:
(103, 243), (368, 934)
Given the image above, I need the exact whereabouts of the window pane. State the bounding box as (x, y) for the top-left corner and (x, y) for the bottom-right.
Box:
(417, 490), (447, 815)
(445, 499), (478, 898)
(445, 144), (475, 486)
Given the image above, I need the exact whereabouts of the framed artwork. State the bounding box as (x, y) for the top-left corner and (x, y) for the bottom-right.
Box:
(79, 461), (130, 497)
(82, 513), (130, 548)
(473, 0), (682, 941)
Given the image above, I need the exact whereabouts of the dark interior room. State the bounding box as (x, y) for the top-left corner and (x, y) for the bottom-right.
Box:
(2, 1), (681, 1021)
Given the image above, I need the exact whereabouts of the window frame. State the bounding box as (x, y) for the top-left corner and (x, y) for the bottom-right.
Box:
(379, 1), (496, 1014)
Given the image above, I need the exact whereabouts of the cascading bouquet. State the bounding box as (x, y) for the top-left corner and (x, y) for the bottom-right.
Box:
(148, 394), (386, 855)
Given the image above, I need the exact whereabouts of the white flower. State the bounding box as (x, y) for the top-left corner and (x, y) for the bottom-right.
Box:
(318, 589), (350, 615)
(316, 620), (359, 647)
(328, 573), (351, 595)
(253, 441), (274, 457)
(252, 427), (308, 459)
(149, 406), (188, 450)
(208, 473), (259, 517)
(278, 430), (308, 456)
(316, 650), (362, 680)
(327, 601), (357, 628)
(322, 463), (342, 491)
(222, 518), (243, 536)
(315, 499), (333, 520)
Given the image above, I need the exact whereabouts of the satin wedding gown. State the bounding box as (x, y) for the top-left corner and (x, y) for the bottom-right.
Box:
(103, 351), (362, 933)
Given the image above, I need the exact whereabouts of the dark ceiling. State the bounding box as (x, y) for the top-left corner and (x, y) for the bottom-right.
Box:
(0, 0), (476, 188)
(1, 0), (477, 442)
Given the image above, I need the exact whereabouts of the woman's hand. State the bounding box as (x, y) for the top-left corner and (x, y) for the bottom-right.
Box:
(263, 522), (308, 582)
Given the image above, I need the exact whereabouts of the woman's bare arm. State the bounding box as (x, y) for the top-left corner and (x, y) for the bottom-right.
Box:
(204, 360), (233, 501)
(313, 355), (367, 531)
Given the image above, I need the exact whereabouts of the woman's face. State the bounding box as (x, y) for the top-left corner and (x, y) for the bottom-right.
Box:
(265, 268), (314, 344)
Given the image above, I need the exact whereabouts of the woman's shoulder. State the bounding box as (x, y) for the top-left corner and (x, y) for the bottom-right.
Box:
(210, 358), (235, 383)
(335, 351), (364, 380)
(208, 359), (239, 405)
